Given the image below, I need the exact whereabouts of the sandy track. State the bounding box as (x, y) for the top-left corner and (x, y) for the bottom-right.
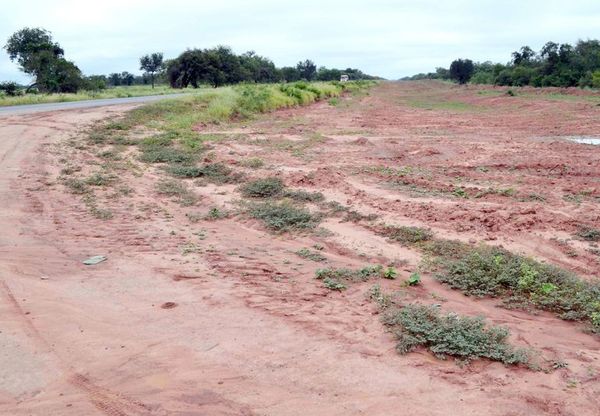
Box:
(1, 82), (599, 415)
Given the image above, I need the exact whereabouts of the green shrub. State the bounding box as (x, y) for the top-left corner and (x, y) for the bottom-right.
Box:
(205, 207), (229, 220)
(435, 245), (600, 331)
(241, 177), (285, 198)
(249, 201), (319, 231)
(140, 148), (195, 164)
(323, 277), (346, 291)
(379, 225), (434, 245)
(283, 189), (324, 202)
(315, 265), (383, 283)
(296, 248), (327, 262)
(169, 163), (237, 183)
(240, 157), (264, 169)
(576, 226), (600, 242)
(382, 304), (530, 365)
(156, 179), (197, 206)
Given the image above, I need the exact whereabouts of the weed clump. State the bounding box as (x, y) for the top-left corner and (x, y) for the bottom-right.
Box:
(435, 245), (600, 332)
(315, 265), (384, 283)
(382, 304), (530, 365)
(249, 201), (319, 231)
(296, 248), (327, 262)
(576, 226), (600, 242)
(169, 163), (239, 184)
(140, 147), (195, 164)
(241, 177), (285, 198)
(283, 189), (325, 202)
(240, 157), (264, 169)
(156, 179), (197, 206)
(379, 225), (434, 245)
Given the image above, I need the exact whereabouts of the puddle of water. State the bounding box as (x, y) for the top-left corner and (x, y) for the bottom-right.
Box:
(566, 136), (600, 145)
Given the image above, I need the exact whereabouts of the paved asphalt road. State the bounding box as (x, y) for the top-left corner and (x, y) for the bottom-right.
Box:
(0, 93), (191, 116)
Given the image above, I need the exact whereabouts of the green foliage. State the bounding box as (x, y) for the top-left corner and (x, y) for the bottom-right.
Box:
(576, 226), (600, 242)
(240, 177), (284, 198)
(139, 52), (163, 88)
(168, 163), (235, 183)
(205, 207), (229, 220)
(249, 201), (319, 231)
(5, 27), (82, 93)
(382, 304), (530, 364)
(407, 272), (421, 286)
(323, 277), (347, 291)
(240, 157), (264, 169)
(156, 179), (197, 206)
(315, 265), (383, 283)
(283, 189), (325, 202)
(449, 59), (475, 84)
(383, 267), (398, 280)
(379, 225), (434, 245)
(434, 245), (600, 331)
(140, 147), (195, 164)
(0, 81), (20, 96)
(296, 248), (327, 262)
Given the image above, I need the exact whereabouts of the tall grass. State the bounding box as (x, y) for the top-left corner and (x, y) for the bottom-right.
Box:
(0, 85), (194, 107)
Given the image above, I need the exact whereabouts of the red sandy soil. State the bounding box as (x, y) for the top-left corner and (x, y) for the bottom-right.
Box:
(1, 81), (599, 415)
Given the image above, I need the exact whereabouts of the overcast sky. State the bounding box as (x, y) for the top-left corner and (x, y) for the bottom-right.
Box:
(1, 0), (600, 83)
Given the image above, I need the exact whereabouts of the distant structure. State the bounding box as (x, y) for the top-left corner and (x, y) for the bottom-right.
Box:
(340, 74), (349, 83)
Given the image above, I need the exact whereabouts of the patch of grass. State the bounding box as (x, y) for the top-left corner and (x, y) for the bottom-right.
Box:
(296, 248), (327, 262)
(343, 210), (378, 223)
(240, 157), (264, 169)
(315, 265), (383, 283)
(168, 163), (239, 184)
(241, 177), (285, 198)
(434, 245), (600, 332)
(205, 207), (229, 220)
(379, 225), (434, 245)
(474, 187), (516, 198)
(323, 277), (347, 291)
(156, 179), (197, 206)
(63, 178), (89, 194)
(381, 304), (530, 365)
(85, 172), (117, 186)
(283, 189), (325, 202)
(249, 201), (320, 232)
(140, 147), (196, 164)
(576, 226), (600, 242)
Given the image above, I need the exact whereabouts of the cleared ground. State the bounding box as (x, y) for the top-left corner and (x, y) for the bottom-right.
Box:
(1, 81), (599, 415)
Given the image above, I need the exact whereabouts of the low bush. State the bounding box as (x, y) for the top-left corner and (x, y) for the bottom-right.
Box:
(576, 226), (600, 242)
(296, 248), (327, 262)
(379, 225), (434, 245)
(283, 189), (324, 202)
(241, 177), (285, 198)
(156, 179), (197, 206)
(435, 245), (600, 331)
(382, 304), (530, 365)
(315, 265), (383, 283)
(249, 201), (319, 231)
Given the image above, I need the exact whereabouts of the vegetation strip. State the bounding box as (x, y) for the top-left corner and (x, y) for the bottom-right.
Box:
(369, 286), (531, 366)
(372, 224), (600, 333)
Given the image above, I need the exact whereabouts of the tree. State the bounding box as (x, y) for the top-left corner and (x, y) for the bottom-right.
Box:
(139, 52), (163, 88)
(281, 66), (300, 82)
(4, 27), (82, 93)
(449, 59), (475, 84)
(296, 59), (317, 81)
(0, 81), (20, 96)
(120, 71), (135, 86)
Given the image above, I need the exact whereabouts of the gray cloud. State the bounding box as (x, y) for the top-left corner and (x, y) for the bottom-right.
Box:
(1, 0), (600, 83)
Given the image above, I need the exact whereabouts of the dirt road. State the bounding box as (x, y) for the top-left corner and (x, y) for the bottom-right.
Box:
(1, 82), (599, 415)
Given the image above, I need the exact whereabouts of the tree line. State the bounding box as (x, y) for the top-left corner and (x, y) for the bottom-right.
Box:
(1, 27), (376, 96)
(403, 39), (600, 88)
